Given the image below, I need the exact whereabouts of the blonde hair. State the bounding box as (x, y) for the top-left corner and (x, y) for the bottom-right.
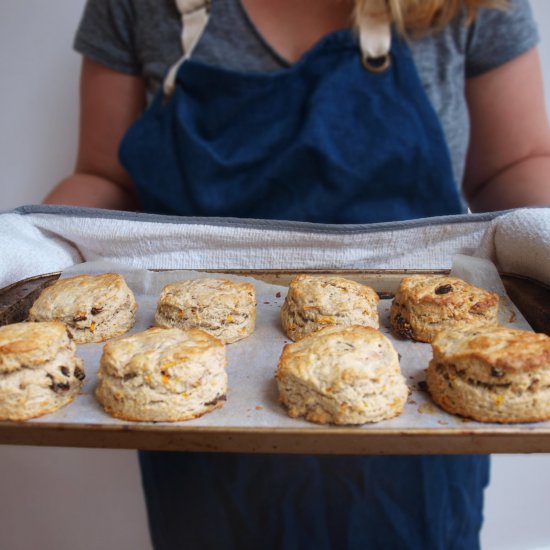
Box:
(354, 0), (507, 36)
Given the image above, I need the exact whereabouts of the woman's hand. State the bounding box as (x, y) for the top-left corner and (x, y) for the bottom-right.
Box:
(463, 47), (550, 212)
(44, 58), (146, 210)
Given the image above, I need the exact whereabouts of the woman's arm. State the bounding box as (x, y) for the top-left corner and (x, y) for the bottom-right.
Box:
(44, 58), (146, 210)
(463, 47), (550, 212)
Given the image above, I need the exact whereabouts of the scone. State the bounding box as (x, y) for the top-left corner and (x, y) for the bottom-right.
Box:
(0, 321), (85, 420)
(276, 325), (408, 424)
(28, 273), (137, 344)
(96, 327), (227, 422)
(154, 278), (256, 344)
(390, 275), (499, 343)
(426, 326), (550, 423)
(280, 275), (379, 341)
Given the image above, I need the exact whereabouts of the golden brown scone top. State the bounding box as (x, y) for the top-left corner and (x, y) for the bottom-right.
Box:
(432, 326), (550, 373)
(100, 326), (225, 378)
(397, 275), (499, 311)
(0, 321), (72, 373)
(158, 278), (255, 309)
(288, 274), (379, 310)
(28, 273), (134, 320)
(277, 325), (399, 387)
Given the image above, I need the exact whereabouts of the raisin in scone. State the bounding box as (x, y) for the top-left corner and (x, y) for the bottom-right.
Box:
(0, 321), (85, 420)
(280, 275), (379, 341)
(276, 325), (408, 425)
(96, 327), (227, 422)
(426, 326), (550, 423)
(154, 278), (256, 344)
(28, 273), (137, 344)
(390, 275), (499, 343)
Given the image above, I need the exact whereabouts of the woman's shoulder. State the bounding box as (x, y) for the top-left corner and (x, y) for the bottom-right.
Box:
(73, 0), (280, 97)
(411, 0), (538, 77)
(74, 0), (181, 98)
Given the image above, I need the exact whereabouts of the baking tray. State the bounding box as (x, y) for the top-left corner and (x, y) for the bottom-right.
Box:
(0, 268), (549, 455)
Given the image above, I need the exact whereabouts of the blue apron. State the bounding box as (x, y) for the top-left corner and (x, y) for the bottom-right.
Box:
(120, 23), (488, 550)
(119, 30), (464, 222)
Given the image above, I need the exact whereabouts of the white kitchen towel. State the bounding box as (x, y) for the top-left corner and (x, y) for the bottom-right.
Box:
(0, 206), (548, 288)
(475, 208), (550, 285)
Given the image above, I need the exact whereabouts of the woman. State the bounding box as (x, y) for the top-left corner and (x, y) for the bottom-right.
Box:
(45, 0), (550, 547)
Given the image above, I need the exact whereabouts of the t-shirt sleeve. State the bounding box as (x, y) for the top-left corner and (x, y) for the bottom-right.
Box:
(73, 0), (141, 75)
(465, 0), (539, 77)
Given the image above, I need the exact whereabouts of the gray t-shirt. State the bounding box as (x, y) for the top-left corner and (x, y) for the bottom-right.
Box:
(74, 0), (539, 188)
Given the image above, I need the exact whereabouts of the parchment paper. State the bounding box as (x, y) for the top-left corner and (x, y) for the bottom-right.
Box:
(27, 257), (547, 431)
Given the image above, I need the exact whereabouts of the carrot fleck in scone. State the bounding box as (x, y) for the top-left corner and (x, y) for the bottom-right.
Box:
(390, 275), (499, 343)
(155, 278), (256, 344)
(426, 326), (550, 423)
(96, 327), (227, 422)
(28, 273), (137, 344)
(0, 321), (85, 420)
(280, 275), (379, 341)
(276, 325), (408, 425)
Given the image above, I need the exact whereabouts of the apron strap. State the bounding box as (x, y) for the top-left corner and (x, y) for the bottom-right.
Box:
(355, 0), (392, 72)
(163, 0), (211, 95)
(163, 0), (392, 93)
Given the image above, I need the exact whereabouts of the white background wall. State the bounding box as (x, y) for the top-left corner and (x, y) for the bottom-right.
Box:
(0, 1), (549, 549)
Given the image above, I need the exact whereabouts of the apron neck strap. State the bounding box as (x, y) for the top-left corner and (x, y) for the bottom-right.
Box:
(164, 0), (211, 95)
(355, 0), (392, 66)
(163, 0), (392, 94)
